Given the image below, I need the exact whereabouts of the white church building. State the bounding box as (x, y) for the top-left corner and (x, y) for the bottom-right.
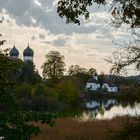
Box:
(102, 83), (117, 92)
(86, 74), (118, 92)
(86, 74), (100, 91)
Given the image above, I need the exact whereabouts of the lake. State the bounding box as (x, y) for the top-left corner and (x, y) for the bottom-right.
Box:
(76, 99), (140, 121)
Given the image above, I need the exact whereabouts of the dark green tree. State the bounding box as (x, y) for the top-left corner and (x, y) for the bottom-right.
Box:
(0, 24), (54, 139)
(42, 51), (65, 81)
(68, 65), (87, 76)
(20, 61), (42, 84)
(88, 68), (97, 76)
(57, 0), (140, 28)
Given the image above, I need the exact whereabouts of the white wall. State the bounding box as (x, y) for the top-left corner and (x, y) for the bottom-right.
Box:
(102, 84), (117, 92)
(24, 56), (33, 62)
(86, 83), (100, 91)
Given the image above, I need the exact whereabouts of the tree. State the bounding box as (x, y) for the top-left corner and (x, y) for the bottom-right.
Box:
(0, 24), (54, 139)
(42, 51), (65, 81)
(20, 61), (42, 84)
(56, 80), (80, 105)
(98, 71), (105, 87)
(57, 0), (140, 75)
(0, 21), (6, 47)
(57, 0), (140, 28)
(68, 65), (87, 76)
(88, 68), (97, 76)
(106, 35), (140, 75)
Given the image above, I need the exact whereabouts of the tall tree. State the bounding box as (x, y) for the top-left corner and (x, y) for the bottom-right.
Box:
(42, 51), (65, 80)
(88, 68), (97, 76)
(68, 65), (87, 76)
(57, 0), (140, 74)
(0, 23), (54, 139)
(106, 36), (140, 75)
(57, 0), (140, 28)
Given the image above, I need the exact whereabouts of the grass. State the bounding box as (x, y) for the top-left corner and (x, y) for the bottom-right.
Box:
(31, 116), (130, 140)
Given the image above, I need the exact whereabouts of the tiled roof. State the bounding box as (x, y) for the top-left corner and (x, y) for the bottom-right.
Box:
(87, 78), (100, 84)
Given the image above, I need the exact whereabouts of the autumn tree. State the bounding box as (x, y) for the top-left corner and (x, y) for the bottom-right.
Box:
(42, 51), (65, 81)
(57, 0), (140, 75)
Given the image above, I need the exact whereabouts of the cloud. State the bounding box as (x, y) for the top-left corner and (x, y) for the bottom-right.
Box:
(0, 0), (132, 75)
(0, 0), (113, 35)
(39, 34), (45, 39)
(52, 37), (66, 46)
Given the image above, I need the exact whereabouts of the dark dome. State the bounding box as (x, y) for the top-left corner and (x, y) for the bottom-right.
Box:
(23, 45), (34, 57)
(9, 46), (19, 57)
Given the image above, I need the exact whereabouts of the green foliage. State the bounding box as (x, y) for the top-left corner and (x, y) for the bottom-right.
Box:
(98, 71), (105, 86)
(68, 65), (97, 86)
(68, 65), (87, 76)
(15, 83), (32, 99)
(57, 0), (140, 28)
(57, 0), (106, 25)
(20, 61), (42, 84)
(0, 39), (54, 139)
(0, 111), (56, 140)
(42, 51), (65, 81)
(56, 80), (80, 105)
(33, 83), (46, 96)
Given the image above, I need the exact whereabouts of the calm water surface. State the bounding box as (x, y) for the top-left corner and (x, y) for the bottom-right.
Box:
(77, 100), (140, 121)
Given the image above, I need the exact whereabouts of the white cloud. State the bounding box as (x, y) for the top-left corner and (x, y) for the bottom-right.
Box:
(0, 0), (132, 75)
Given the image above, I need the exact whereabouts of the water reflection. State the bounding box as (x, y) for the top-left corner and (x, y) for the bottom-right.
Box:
(77, 100), (140, 121)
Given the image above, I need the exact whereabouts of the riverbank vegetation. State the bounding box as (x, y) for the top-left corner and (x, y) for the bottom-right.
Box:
(31, 115), (140, 140)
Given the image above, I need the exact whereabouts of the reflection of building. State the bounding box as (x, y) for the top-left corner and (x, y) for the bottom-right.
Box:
(9, 44), (34, 62)
(85, 100), (117, 118)
(86, 101), (100, 109)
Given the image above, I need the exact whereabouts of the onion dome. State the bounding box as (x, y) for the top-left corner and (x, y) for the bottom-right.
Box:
(23, 44), (34, 57)
(9, 45), (19, 57)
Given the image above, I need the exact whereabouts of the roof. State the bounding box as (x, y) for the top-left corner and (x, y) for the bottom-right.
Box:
(87, 78), (100, 84)
(9, 46), (19, 57)
(108, 83), (116, 87)
(23, 45), (34, 57)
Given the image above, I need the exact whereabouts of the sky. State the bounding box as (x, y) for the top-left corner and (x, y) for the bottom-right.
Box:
(0, 0), (133, 76)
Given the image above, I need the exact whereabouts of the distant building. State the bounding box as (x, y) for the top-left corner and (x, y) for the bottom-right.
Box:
(102, 83), (117, 92)
(86, 74), (118, 92)
(9, 45), (19, 58)
(86, 73), (100, 91)
(23, 44), (34, 62)
(9, 43), (34, 62)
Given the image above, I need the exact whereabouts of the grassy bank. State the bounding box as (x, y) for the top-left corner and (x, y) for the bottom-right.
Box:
(31, 116), (140, 140)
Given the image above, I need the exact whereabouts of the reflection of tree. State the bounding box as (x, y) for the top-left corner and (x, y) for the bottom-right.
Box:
(99, 105), (105, 116)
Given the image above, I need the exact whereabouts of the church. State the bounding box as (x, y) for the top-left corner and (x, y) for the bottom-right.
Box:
(9, 44), (34, 62)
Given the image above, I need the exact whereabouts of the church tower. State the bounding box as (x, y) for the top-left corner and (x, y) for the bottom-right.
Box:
(9, 44), (19, 58)
(23, 44), (34, 62)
